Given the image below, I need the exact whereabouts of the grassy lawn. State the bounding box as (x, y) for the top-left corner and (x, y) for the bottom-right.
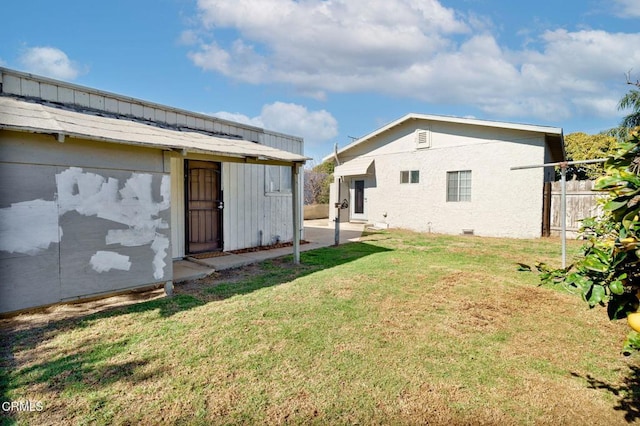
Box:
(1, 229), (639, 425)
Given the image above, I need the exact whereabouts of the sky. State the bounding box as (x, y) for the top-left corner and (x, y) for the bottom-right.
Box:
(1, 0), (639, 162)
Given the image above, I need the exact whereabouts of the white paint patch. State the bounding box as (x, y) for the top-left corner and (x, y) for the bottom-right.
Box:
(3, 167), (171, 279)
(105, 226), (157, 247)
(151, 235), (170, 279)
(0, 199), (60, 255)
(90, 251), (132, 273)
(55, 167), (171, 278)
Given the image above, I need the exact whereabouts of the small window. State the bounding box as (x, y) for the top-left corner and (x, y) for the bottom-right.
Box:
(447, 170), (471, 202)
(401, 170), (420, 184)
(265, 165), (292, 194)
(415, 128), (431, 148)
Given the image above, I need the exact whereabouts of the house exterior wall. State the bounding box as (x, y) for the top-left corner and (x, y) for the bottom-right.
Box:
(222, 133), (303, 252)
(169, 132), (303, 257)
(329, 120), (547, 238)
(0, 130), (172, 313)
(0, 67), (304, 258)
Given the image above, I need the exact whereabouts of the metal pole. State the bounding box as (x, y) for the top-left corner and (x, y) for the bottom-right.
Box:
(510, 158), (607, 170)
(333, 143), (341, 246)
(560, 163), (567, 268)
(291, 163), (301, 264)
(510, 157), (607, 269)
(334, 176), (341, 246)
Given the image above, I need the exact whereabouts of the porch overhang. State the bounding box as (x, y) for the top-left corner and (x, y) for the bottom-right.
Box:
(0, 97), (308, 166)
(334, 157), (375, 177)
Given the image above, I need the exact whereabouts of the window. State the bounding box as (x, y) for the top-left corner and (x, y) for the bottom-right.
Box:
(265, 165), (291, 194)
(400, 170), (420, 184)
(447, 170), (471, 202)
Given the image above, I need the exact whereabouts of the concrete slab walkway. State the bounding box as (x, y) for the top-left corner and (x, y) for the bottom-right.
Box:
(173, 219), (365, 283)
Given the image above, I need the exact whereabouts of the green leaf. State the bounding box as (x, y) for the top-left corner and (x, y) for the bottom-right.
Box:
(580, 256), (609, 273)
(590, 247), (611, 263)
(603, 198), (629, 212)
(620, 170), (640, 187)
(594, 176), (622, 190)
(622, 208), (640, 233)
(622, 331), (640, 356)
(609, 280), (625, 295)
(587, 284), (606, 306)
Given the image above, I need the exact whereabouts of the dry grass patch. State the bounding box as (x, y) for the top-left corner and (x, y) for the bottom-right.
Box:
(1, 231), (639, 425)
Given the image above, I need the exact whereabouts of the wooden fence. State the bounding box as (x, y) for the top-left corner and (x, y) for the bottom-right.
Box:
(548, 180), (602, 237)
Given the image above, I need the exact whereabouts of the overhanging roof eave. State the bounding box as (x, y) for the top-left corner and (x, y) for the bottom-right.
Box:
(0, 97), (308, 165)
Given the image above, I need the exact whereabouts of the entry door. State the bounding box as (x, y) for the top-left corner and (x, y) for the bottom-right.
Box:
(351, 179), (367, 221)
(186, 160), (223, 253)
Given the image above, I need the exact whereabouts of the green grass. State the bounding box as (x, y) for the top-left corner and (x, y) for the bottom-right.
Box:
(1, 230), (639, 425)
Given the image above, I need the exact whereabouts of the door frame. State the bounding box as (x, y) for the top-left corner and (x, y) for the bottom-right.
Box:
(184, 159), (224, 254)
(350, 178), (367, 221)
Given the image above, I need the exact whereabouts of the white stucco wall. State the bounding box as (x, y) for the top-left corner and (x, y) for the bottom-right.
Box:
(330, 120), (548, 238)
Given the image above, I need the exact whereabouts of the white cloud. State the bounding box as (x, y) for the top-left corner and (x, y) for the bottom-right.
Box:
(178, 29), (200, 45)
(188, 0), (640, 122)
(190, 0), (467, 85)
(211, 111), (263, 128)
(18, 46), (82, 80)
(212, 102), (338, 148)
(612, 0), (640, 17)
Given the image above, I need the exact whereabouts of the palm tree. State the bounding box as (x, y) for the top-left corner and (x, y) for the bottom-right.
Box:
(618, 88), (640, 130)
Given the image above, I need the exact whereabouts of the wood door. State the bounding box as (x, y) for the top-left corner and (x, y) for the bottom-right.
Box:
(186, 160), (223, 254)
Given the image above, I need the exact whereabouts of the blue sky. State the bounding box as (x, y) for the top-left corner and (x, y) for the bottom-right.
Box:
(1, 0), (639, 161)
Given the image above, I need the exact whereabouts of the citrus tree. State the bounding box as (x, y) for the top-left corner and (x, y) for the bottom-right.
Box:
(537, 129), (640, 353)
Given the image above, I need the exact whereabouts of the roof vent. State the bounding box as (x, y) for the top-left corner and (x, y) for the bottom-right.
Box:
(415, 128), (431, 148)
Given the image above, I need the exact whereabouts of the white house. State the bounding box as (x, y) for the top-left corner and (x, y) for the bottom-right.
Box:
(324, 113), (565, 238)
(0, 67), (307, 314)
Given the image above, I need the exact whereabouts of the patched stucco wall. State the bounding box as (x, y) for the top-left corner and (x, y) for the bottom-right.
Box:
(0, 131), (172, 313)
(329, 120), (547, 238)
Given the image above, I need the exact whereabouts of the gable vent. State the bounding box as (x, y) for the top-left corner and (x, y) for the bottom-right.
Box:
(415, 129), (431, 148)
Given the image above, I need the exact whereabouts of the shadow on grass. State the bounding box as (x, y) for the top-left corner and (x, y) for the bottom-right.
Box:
(12, 338), (163, 392)
(0, 336), (165, 426)
(571, 365), (640, 422)
(199, 241), (393, 300)
(0, 240), (391, 423)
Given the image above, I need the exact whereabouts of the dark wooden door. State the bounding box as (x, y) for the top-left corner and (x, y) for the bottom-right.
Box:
(186, 160), (223, 254)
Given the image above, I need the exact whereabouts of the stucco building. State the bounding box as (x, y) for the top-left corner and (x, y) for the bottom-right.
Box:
(325, 113), (565, 238)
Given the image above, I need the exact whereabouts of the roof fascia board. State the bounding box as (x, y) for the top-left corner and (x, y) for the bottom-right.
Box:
(2, 123), (305, 166)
